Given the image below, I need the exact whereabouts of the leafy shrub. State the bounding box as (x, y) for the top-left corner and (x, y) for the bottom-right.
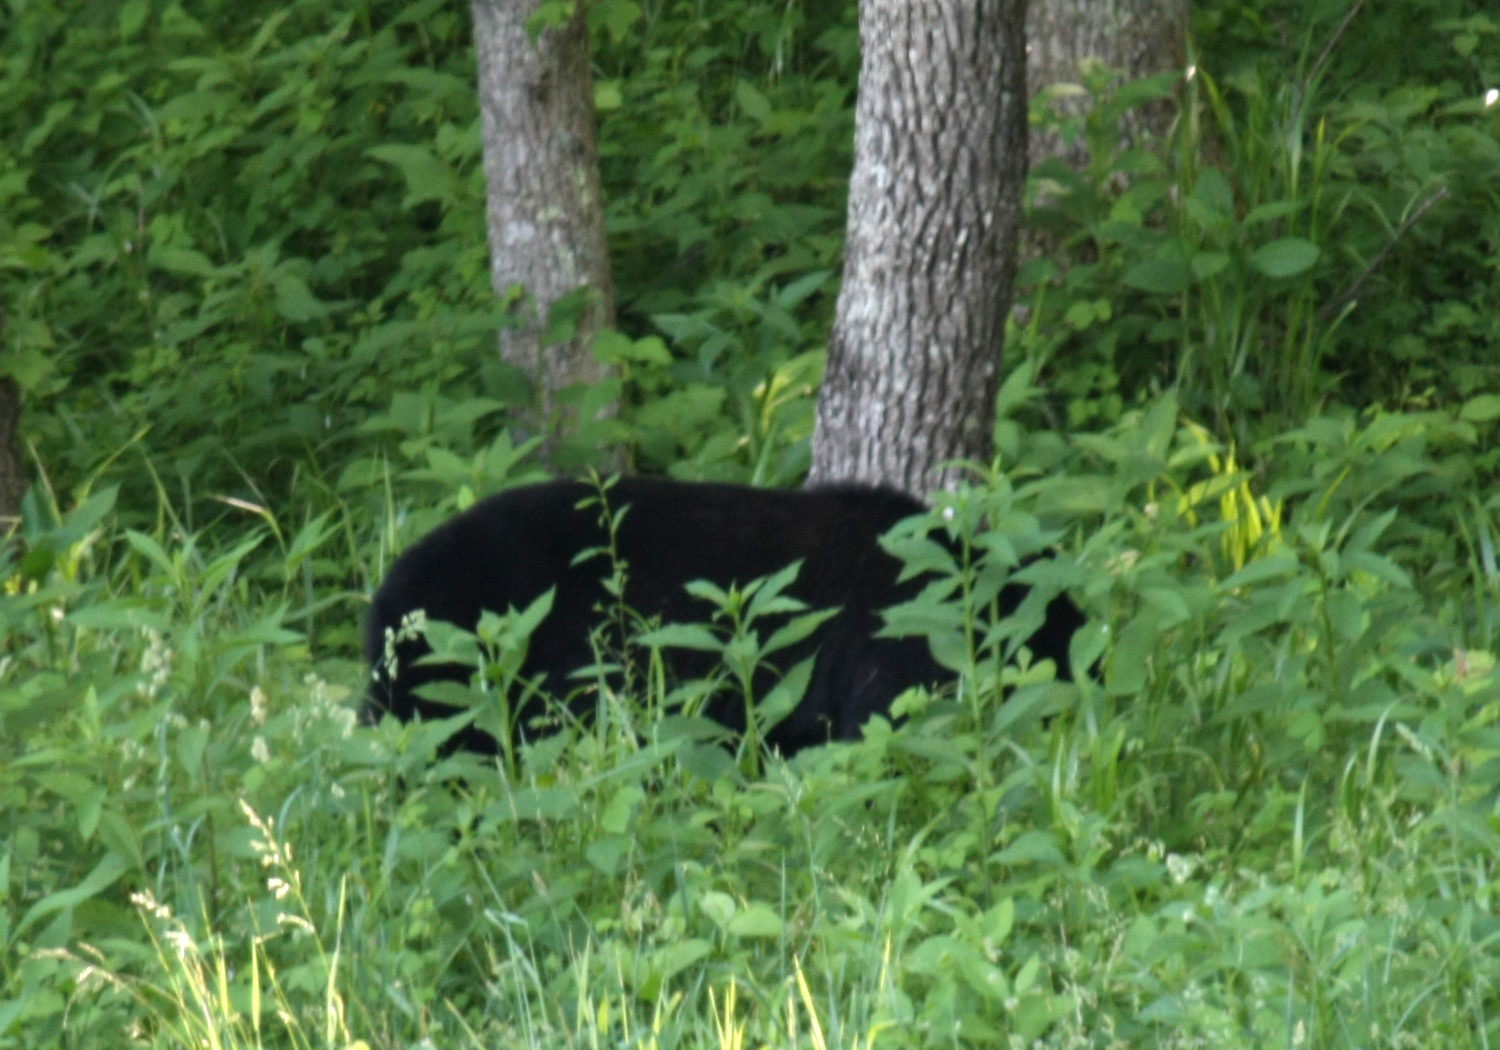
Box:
(5, 381), (1498, 1046)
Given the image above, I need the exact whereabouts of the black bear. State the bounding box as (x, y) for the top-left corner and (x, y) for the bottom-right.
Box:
(364, 477), (1084, 756)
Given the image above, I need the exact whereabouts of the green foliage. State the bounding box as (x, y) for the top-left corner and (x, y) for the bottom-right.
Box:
(1020, 5), (1500, 438)
(595, 1), (857, 483)
(0, 0), (856, 512)
(0, 0), (508, 502)
(4, 384), (1499, 1047)
(3, 0), (1500, 1046)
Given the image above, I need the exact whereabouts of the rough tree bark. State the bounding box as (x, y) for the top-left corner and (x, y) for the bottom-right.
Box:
(0, 306), (24, 523)
(809, 0), (1030, 495)
(471, 0), (615, 447)
(1027, 0), (1188, 170)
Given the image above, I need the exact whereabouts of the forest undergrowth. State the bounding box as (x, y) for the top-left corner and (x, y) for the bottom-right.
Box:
(2, 0), (1499, 1046)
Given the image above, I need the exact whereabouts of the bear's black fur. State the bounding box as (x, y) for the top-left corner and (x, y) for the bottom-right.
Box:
(364, 477), (1084, 756)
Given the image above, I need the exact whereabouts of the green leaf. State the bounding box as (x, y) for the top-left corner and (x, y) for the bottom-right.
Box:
(1106, 613), (1159, 696)
(594, 330), (672, 366)
(991, 829), (1065, 867)
(982, 898), (1015, 945)
(677, 742), (738, 782)
(637, 624), (722, 652)
(775, 269), (831, 309)
(1249, 238), (1320, 278)
(683, 578), (731, 606)
(502, 786), (579, 822)
(646, 938), (711, 983)
(726, 902), (783, 938)
(118, 0), (150, 40)
(1243, 199), (1307, 227)
(68, 601), (161, 631)
(755, 655), (813, 731)
(16, 853), (129, 938)
(735, 80), (771, 123)
(96, 810), (143, 870)
(1190, 251), (1230, 279)
(525, 1), (576, 43)
(273, 274), (329, 323)
(1191, 169), (1234, 217)
(55, 486), (119, 547)
(412, 680), (481, 710)
(1063, 299), (1098, 330)
(1460, 394), (1500, 422)
(906, 934), (961, 974)
(593, 80), (623, 110)
(762, 609), (839, 657)
(285, 510), (336, 575)
(366, 144), (457, 208)
(698, 890), (736, 929)
(1344, 551), (1412, 588)
(1220, 553), (1300, 591)
(125, 530), (177, 578)
(1122, 259), (1192, 294)
(149, 246), (217, 278)
(588, 0), (641, 43)
(585, 834), (629, 875)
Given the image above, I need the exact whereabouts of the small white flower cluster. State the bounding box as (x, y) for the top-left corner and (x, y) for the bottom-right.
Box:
(249, 684), (271, 763)
(292, 673), (356, 744)
(375, 609), (429, 684)
(138, 627), (173, 700)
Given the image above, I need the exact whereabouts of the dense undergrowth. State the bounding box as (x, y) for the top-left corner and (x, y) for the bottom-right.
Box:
(2, 0), (1500, 1047)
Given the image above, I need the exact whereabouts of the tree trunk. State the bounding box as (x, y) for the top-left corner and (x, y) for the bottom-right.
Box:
(472, 0), (615, 449)
(0, 376), (21, 523)
(0, 307), (25, 523)
(809, 0), (1030, 495)
(1027, 0), (1188, 170)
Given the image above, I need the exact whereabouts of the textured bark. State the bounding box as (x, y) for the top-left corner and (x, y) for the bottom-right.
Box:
(0, 307), (24, 523)
(1027, 0), (1188, 170)
(809, 0), (1029, 494)
(472, 0), (615, 443)
(0, 376), (20, 523)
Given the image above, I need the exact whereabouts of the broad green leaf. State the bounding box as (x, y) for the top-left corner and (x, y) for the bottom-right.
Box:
(735, 80), (771, 123)
(149, 246), (217, 278)
(366, 143), (457, 207)
(1191, 251), (1230, 279)
(273, 274), (329, 322)
(1220, 553), (1300, 591)
(16, 853), (129, 938)
(698, 890), (736, 929)
(118, 0), (150, 38)
(96, 810), (143, 871)
(588, 0), (642, 42)
(647, 939), (711, 983)
(585, 834), (629, 875)
(1123, 259), (1192, 294)
(755, 655), (813, 731)
(991, 829), (1065, 867)
(1249, 237), (1320, 278)
(594, 79), (624, 110)
(524, 1), (576, 42)
(1243, 199), (1308, 226)
(1460, 394), (1500, 422)
(726, 903), (783, 938)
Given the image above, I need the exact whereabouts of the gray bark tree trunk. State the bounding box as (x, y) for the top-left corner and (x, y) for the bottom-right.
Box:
(1027, 0), (1188, 170)
(0, 306), (24, 523)
(809, 0), (1030, 495)
(472, 0), (615, 449)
